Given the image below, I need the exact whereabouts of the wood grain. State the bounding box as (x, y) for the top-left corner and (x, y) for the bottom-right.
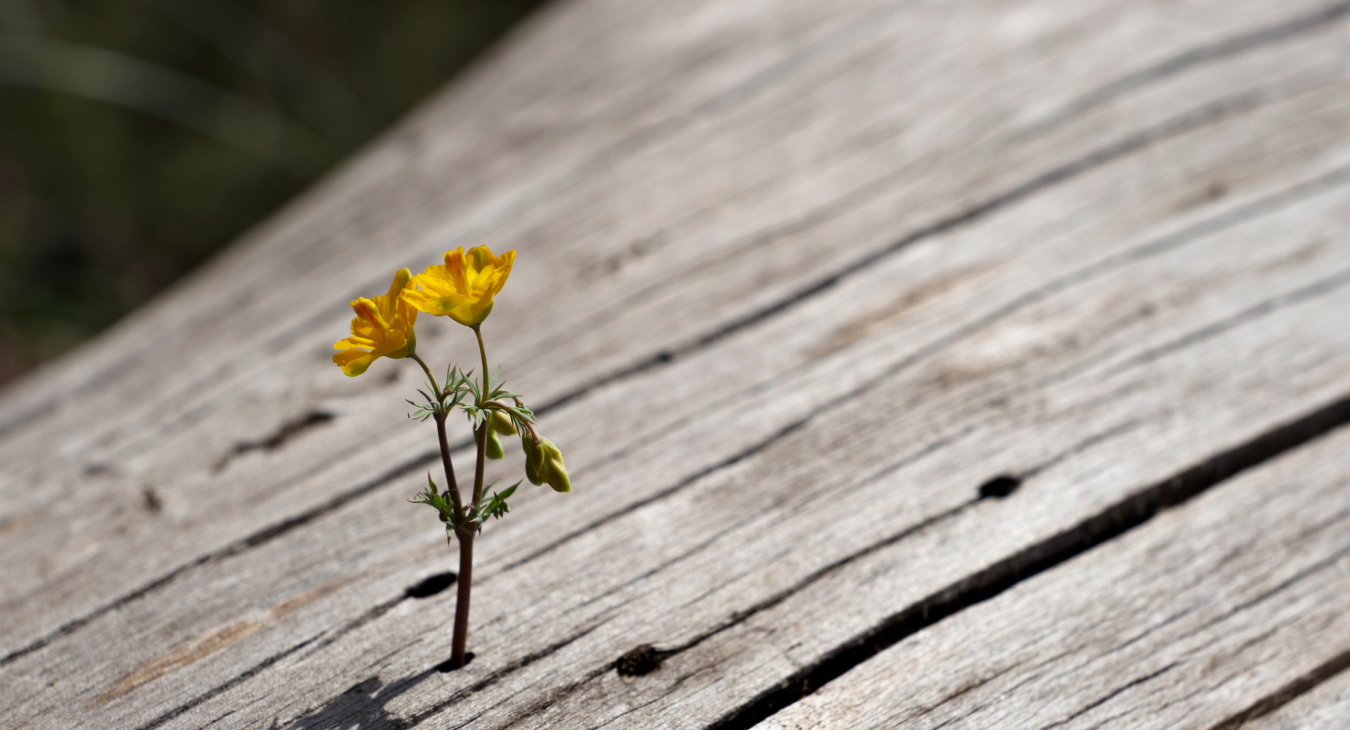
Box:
(1, 0), (1343, 655)
(3, 0), (1350, 728)
(752, 427), (1350, 730)
(1242, 667), (1350, 730)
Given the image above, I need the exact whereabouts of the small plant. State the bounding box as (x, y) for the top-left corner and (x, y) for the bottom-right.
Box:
(333, 246), (570, 669)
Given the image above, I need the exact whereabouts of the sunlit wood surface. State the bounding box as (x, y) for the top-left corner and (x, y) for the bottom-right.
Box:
(3, 0), (1350, 728)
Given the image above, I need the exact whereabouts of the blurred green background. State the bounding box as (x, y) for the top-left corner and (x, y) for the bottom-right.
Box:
(0, 0), (547, 386)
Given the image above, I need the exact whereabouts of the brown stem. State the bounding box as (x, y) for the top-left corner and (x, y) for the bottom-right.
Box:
(434, 412), (465, 524)
(450, 529), (474, 669)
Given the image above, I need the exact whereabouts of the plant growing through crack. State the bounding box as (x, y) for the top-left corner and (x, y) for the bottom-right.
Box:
(333, 246), (570, 669)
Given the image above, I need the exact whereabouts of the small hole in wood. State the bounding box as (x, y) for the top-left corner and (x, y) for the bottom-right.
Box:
(435, 653), (475, 672)
(978, 475), (1021, 499)
(404, 572), (456, 599)
(142, 487), (162, 514)
(615, 644), (666, 677)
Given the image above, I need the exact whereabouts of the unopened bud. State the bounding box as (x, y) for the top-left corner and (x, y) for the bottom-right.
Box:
(523, 438), (544, 486)
(486, 429), (504, 460)
(534, 438), (570, 493)
(488, 410), (517, 436)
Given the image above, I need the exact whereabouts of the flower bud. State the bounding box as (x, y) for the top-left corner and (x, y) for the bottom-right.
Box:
(486, 429), (505, 460)
(488, 410), (517, 436)
(523, 438), (544, 486)
(533, 438), (570, 493)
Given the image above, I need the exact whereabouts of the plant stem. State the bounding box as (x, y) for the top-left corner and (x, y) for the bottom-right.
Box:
(449, 324), (492, 670)
(471, 324), (491, 508)
(409, 353), (441, 400)
(434, 413), (465, 525)
(413, 353), (463, 522)
(450, 529), (474, 669)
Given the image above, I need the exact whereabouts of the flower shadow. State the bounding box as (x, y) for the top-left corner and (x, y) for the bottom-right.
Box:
(286, 667), (438, 730)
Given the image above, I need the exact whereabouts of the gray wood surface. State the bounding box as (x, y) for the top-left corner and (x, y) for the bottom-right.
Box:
(1245, 667), (1350, 730)
(753, 424), (1350, 730)
(3, 0), (1350, 727)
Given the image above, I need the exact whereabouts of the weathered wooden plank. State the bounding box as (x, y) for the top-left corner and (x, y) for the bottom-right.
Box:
(6, 0), (1350, 728)
(1241, 667), (1350, 730)
(441, 197), (1350, 727)
(750, 427), (1350, 730)
(6, 17), (1350, 725)
(1, 0), (1344, 663)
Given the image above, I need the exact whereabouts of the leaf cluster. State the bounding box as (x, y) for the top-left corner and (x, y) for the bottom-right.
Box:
(411, 472), (521, 535)
(406, 366), (475, 421)
(408, 359), (567, 530)
(460, 369), (536, 430)
(468, 481), (518, 525)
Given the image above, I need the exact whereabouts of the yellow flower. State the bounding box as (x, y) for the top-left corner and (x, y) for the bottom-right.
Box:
(402, 246), (515, 327)
(333, 268), (419, 377)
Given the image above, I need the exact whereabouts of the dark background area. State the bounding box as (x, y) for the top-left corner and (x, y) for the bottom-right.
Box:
(0, 0), (547, 386)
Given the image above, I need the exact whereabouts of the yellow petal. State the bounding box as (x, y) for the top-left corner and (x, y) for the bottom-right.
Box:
(351, 297), (389, 330)
(333, 348), (377, 377)
(378, 268), (413, 321)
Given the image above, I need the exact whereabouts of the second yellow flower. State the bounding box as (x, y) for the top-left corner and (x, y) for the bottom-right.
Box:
(402, 246), (516, 327)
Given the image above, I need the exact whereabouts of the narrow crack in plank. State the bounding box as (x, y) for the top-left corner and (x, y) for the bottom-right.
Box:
(0, 74), (1311, 673)
(8, 15), (1347, 706)
(704, 393), (1350, 730)
(1206, 647), (1350, 730)
(1013, 0), (1350, 140)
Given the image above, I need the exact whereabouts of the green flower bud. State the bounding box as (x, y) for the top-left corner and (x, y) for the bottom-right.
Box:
(523, 438), (544, 486)
(534, 438), (570, 493)
(486, 429), (504, 460)
(489, 410), (517, 436)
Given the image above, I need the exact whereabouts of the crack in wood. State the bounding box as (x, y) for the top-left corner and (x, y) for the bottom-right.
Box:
(919, 663), (1027, 730)
(0, 0), (1338, 461)
(1037, 660), (1182, 730)
(0, 446), (443, 668)
(1013, 0), (1350, 141)
(214, 411), (335, 472)
(406, 621), (608, 728)
(593, 423), (1129, 694)
(980, 163), (1350, 410)
(1207, 647), (1350, 730)
(702, 393), (1350, 730)
(0, 33), (1331, 677)
(1168, 540), (1350, 650)
(499, 418), (811, 574)
(121, 147), (1350, 717)
(1100, 267), (1350, 379)
(524, 86), (1273, 426)
(137, 635), (319, 730)
(131, 594), (404, 730)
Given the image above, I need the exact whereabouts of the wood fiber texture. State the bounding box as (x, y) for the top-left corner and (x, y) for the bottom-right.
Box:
(2, 0), (1349, 728)
(754, 427), (1350, 730)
